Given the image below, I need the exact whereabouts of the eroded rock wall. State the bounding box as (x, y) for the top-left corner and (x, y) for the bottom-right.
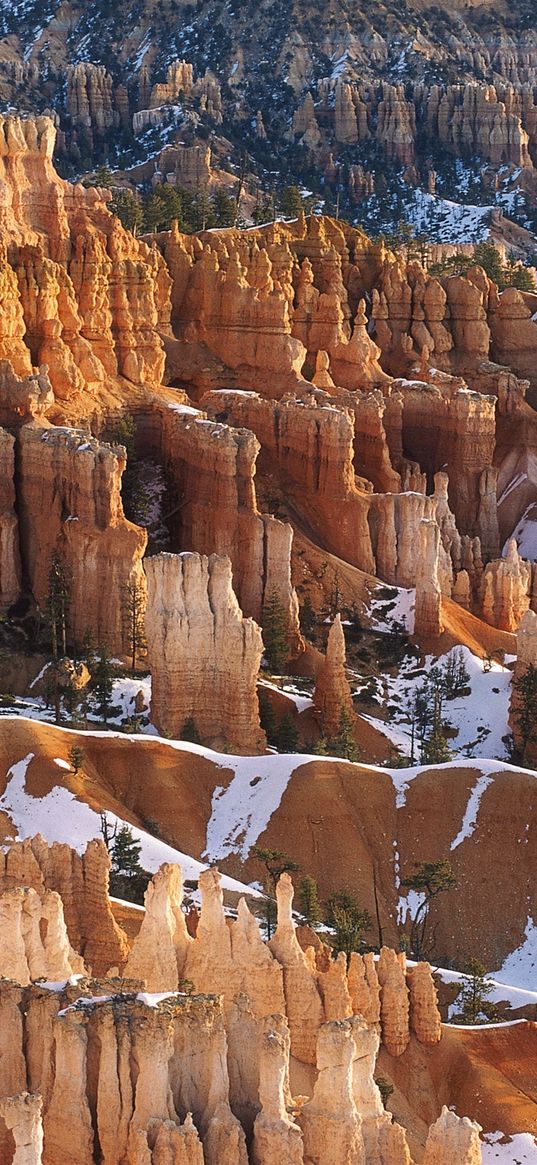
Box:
(145, 551), (266, 752)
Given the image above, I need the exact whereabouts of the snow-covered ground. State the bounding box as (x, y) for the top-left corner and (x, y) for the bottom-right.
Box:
(503, 503), (537, 561)
(434, 964), (537, 1014)
(368, 586), (416, 635)
(481, 1133), (537, 1162)
(354, 631), (512, 762)
(0, 748), (260, 899)
(0, 674), (152, 731)
(494, 918), (537, 990)
(258, 679), (313, 714)
(204, 751), (309, 862)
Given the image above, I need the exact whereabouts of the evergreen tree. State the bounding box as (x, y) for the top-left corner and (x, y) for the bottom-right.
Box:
(281, 185), (303, 218)
(47, 551), (70, 659)
(512, 663), (537, 762)
(421, 725), (452, 764)
(109, 188), (143, 235)
(69, 744), (84, 775)
(473, 241), (505, 286)
(401, 859), (457, 958)
(258, 689), (277, 745)
(299, 593), (316, 638)
(212, 188), (237, 227)
(108, 414), (147, 520)
(93, 164), (114, 188)
(329, 706), (361, 762)
(251, 846), (299, 939)
(454, 958), (498, 1025)
(325, 889), (371, 961)
(298, 875), (322, 927)
(92, 647), (115, 722)
(122, 579), (147, 671)
(508, 263), (536, 292)
(375, 1077), (394, 1109)
(109, 824), (151, 904)
(442, 648), (471, 699)
(190, 187), (214, 232)
(181, 716), (201, 744)
(276, 712), (299, 753)
(262, 588), (290, 673)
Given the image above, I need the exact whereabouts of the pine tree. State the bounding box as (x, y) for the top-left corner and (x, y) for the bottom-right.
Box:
(108, 414), (147, 520)
(421, 725), (452, 764)
(109, 188), (143, 235)
(276, 712), (299, 753)
(69, 744), (84, 775)
(258, 689), (277, 745)
(109, 824), (150, 905)
(212, 188), (237, 227)
(401, 859), (456, 958)
(298, 875), (322, 927)
(512, 663), (537, 762)
(47, 551), (70, 659)
(92, 647), (115, 722)
(325, 889), (371, 960)
(299, 594), (316, 638)
(375, 1077), (394, 1109)
(442, 648), (471, 699)
(454, 958), (498, 1025)
(181, 716), (201, 744)
(122, 579), (147, 671)
(281, 185), (303, 218)
(473, 241), (505, 287)
(262, 588), (290, 673)
(329, 706), (361, 762)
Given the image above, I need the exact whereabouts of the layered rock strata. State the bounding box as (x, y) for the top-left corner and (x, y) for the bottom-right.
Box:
(0, 886), (85, 985)
(157, 403), (302, 639)
(17, 422), (147, 653)
(0, 426), (21, 610)
(144, 551), (266, 751)
(313, 615), (354, 737)
(0, 835), (129, 976)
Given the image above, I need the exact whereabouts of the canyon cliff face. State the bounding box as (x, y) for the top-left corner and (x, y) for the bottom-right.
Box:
(17, 423), (147, 653)
(0, 842), (472, 1165)
(145, 552), (266, 752)
(0, 835), (130, 976)
(0, 119), (535, 664)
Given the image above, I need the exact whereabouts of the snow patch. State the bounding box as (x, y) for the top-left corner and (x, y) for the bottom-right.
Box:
(481, 1132), (537, 1162)
(0, 745), (259, 898)
(450, 774), (493, 850)
(204, 754), (301, 861)
(493, 917), (537, 990)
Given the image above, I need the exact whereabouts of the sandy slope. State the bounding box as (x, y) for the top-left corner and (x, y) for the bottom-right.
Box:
(0, 717), (536, 976)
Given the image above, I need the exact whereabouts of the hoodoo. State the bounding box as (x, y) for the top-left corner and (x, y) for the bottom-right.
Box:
(1, 0), (537, 1156)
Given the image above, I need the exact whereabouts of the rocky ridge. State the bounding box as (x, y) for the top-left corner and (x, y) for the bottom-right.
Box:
(1, 118), (537, 746)
(0, 836), (505, 1164)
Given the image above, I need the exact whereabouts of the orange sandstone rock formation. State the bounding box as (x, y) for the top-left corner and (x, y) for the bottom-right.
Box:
(414, 519), (445, 638)
(0, 887), (85, 985)
(313, 615), (354, 737)
(0, 835), (129, 976)
(377, 948), (410, 1058)
(0, 426), (21, 610)
(407, 962), (442, 1046)
(17, 422), (147, 653)
(124, 863), (192, 991)
(0, 1093), (44, 1165)
(144, 551), (265, 751)
(422, 1105), (482, 1164)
